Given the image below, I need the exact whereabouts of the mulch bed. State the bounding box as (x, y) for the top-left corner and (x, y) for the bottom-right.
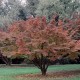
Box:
(16, 70), (80, 78)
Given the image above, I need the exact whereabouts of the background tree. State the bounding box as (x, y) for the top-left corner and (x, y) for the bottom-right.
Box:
(0, 0), (80, 28)
(26, 0), (39, 17)
(0, 0), (28, 28)
(35, 0), (80, 20)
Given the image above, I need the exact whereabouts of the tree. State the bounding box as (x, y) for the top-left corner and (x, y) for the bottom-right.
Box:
(18, 9), (27, 21)
(0, 0), (28, 28)
(26, 0), (39, 17)
(0, 29), (17, 65)
(35, 0), (80, 20)
(7, 16), (79, 75)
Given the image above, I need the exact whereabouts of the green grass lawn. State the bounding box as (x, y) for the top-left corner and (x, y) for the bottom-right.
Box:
(0, 64), (80, 80)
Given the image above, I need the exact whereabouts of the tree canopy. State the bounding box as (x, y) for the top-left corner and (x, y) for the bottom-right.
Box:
(0, 16), (80, 75)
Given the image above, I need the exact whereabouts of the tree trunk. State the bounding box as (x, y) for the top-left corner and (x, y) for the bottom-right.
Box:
(41, 68), (47, 76)
(32, 53), (49, 76)
(2, 56), (11, 66)
(7, 58), (12, 66)
(1, 56), (8, 65)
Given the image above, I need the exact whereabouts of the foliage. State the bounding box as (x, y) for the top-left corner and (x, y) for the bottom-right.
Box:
(26, 0), (39, 17)
(0, 0), (80, 28)
(0, 16), (78, 75)
(0, 0), (39, 28)
(0, 15), (80, 75)
(0, 0), (28, 28)
(35, 0), (80, 20)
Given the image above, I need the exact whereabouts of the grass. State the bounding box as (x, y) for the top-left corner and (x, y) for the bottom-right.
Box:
(0, 64), (80, 80)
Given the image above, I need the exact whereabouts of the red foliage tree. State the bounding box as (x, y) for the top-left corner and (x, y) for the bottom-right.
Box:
(8, 17), (80, 75)
(0, 16), (80, 75)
